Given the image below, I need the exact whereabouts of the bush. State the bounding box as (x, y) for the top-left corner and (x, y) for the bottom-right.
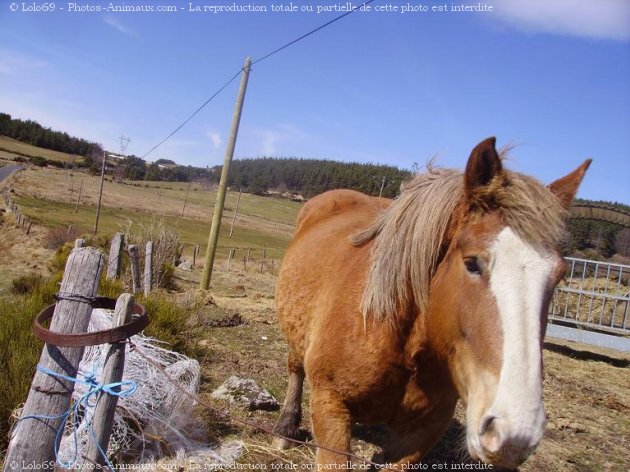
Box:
(43, 226), (81, 250)
(28, 156), (47, 167)
(10, 273), (45, 295)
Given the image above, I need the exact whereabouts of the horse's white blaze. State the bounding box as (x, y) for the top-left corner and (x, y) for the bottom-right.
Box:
(486, 227), (552, 449)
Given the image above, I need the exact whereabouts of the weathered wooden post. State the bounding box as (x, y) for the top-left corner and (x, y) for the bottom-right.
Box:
(82, 294), (134, 468)
(107, 232), (125, 280)
(192, 244), (199, 268)
(226, 248), (236, 272)
(260, 248), (267, 273)
(74, 179), (83, 214)
(3, 247), (104, 471)
(144, 241), (153, 296)
(128, 244), (141, 294)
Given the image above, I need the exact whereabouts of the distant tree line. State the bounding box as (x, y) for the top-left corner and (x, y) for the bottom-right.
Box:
(219, 157), (412, 198)
(106, 156), (412, 199)
(0, 112), (102, 157)
(565, 199), (630, 258)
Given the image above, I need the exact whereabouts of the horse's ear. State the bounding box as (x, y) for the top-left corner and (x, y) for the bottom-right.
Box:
(464, 137), (503, 194)
(548, 159), (592, 209)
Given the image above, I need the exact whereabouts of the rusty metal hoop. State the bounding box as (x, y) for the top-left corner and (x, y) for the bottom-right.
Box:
(33, 297), (148, 347)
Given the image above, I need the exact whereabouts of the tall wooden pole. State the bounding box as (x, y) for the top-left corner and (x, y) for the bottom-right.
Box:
(94, 150), (106, 234)
(229, 186), (243, 238)
(200, 57), (251, 290)
(181, 180), (192, 216)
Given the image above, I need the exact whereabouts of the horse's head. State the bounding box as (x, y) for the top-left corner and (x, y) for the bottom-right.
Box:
(427, 138), (590, 469)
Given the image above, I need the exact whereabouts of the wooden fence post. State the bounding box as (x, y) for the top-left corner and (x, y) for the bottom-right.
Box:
(107, 232), (125, 280)
(128, 245), (141, 294)
(3, 247), (105, 471)
(74, 179), (83, 214)
(260, 248), (267, 274)
(144, 241), (153, 296)
(82, 294), (134, 468)
(226, 248), (236, 272)
(192, 244), (199, 268)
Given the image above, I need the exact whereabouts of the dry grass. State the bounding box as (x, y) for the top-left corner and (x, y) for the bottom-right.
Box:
(10, 166), (299, 237)
(0, 212), (54, 294)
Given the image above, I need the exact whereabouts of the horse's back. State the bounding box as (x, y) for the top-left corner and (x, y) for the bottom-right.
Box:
(294, 189), (389, 238)
(276, 189), (390, 361)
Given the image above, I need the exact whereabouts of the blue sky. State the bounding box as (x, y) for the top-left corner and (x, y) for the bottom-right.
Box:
(1, 0), (629, 203)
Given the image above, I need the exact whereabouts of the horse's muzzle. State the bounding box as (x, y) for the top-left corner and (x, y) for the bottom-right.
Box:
(471, 414), (545, 469)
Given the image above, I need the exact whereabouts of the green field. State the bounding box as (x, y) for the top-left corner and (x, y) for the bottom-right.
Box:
(0, 135), (85, 163)
(15, 194), (294, 262)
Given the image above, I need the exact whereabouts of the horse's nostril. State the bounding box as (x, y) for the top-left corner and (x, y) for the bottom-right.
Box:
(479, 415), (502, 454)
(479, 414), (496, 436)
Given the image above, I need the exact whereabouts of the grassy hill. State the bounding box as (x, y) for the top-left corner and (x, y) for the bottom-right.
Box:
(0, 135), (84, 164)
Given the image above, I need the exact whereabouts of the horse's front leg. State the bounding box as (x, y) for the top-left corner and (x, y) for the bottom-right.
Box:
(310, 388), (352, 466)
(384, 399), (457, 470)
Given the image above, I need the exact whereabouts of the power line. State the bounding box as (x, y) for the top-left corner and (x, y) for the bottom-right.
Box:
(252, 0), (376, 66)
(141, 0), (376, 159)
(141, 69), (242, 159)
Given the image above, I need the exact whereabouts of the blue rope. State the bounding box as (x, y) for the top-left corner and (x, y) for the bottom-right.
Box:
(19, 364), (137, 469)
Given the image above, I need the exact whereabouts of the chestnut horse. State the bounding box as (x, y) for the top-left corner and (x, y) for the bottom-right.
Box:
(273, 137), (590, 469)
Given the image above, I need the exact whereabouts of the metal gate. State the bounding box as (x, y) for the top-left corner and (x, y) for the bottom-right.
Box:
(547, 257), (630, 352)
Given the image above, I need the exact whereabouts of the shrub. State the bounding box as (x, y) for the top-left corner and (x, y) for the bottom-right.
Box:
(43, 226), (81, 250)
(28, 156), (47, 167)
(10, 273), (45, 295)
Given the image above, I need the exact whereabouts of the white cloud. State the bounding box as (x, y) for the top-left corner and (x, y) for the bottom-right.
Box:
(492, 0), (630, 41)
(205, 130), (223, 150)
(0, 49), (48, 75)
(248, 124), (306, 156)
(102, 15), (137, 37)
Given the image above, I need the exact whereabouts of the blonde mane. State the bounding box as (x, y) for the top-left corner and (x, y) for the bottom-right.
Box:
(352, 165), (568, 321)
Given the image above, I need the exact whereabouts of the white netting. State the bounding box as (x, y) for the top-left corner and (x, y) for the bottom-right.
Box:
(56, 308), (242, 467)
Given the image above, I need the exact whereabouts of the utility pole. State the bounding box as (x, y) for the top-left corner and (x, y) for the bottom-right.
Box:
(94, 150), (106, 234)
(229, 186), (243, 238)
(181, 180), (192, 216)
(200, 57), (252, 290)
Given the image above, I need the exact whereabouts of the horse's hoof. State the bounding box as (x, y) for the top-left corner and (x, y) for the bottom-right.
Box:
(272, 437), (294, 450)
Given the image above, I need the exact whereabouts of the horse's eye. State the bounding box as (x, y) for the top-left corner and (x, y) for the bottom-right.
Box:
(464, 257), (481, 275)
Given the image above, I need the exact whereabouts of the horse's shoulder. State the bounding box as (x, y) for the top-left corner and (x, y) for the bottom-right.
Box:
(295, 189), (390, 235)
